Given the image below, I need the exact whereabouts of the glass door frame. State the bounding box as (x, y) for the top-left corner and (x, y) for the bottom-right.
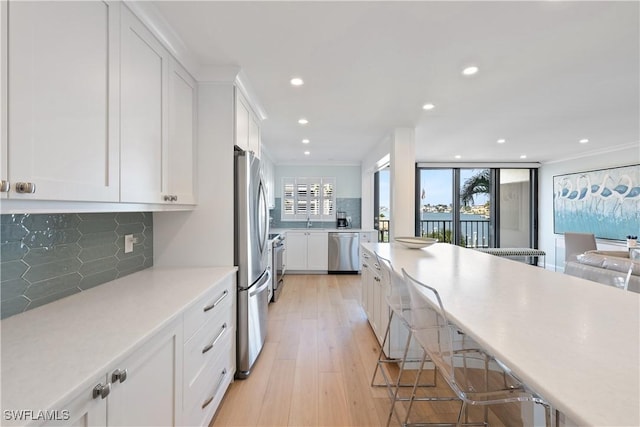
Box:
(415, 165), (539, 249)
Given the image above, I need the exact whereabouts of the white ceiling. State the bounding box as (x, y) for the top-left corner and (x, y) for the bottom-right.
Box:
(153, 1), (640, 165)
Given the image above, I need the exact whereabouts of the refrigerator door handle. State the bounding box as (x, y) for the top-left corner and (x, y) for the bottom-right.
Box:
(250, 270), (271, 297)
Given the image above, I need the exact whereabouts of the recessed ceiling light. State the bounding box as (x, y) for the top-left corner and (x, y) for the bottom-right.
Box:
(304, 151), (310, 156)
(302, 139), (310, 144)
(422, 103), (435, 110)
(290, 77), (304, 86)
(497, 139), (506, 144)
(579, 138), (589, 144)
(462, 66), (479, 76)
(298, 118), (308, 125)
(455, 155), (462, 159)
(520, 154), (527, 159)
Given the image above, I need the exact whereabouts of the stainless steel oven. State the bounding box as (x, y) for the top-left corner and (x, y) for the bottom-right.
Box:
(271, 234), (285, 302)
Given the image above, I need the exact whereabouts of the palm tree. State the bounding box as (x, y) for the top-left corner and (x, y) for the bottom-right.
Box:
(460, 169), (490, 207)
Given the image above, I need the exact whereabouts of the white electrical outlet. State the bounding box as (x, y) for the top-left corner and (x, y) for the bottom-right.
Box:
(124, 234), (134, 253)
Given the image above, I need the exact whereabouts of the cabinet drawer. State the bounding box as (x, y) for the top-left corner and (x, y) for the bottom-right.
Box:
(184, 330), (234, 426)
(184, 301), (233, 386)
(184, 276), (234, 341)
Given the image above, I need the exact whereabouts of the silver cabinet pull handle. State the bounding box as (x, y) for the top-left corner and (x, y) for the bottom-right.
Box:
(203, 289), (228, 312)
(164, 195), (172, 202)
(202, 323), (227, 354)
(202, 368), (228, 409)
(171, 195), (178, 202)
(0, 180), (9, 192)
(362, 253), (370, 259)
(362, 262), (369, 268)
(14, 182), (36, 194)
(92, 383), (111, 399)
(111, 369), (128, 383)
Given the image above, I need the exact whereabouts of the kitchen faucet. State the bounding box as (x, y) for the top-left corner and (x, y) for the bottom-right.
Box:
(306, 214), (312, 228)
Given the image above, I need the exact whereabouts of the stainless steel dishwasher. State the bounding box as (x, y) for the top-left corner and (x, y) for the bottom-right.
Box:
(328, 232), (360, 273)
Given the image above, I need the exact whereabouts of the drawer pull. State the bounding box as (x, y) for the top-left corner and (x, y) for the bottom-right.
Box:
(362, 262), (369, 268)
(201, 368), (228, 409)
(202, 323), (227, 354)
(362, 253), (370, 259)
(203, 289), (229, 312)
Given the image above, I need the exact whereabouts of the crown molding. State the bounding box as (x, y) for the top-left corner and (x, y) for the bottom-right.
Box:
(542, 141), (639, 165)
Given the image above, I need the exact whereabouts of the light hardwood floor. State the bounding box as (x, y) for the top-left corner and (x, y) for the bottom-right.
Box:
(210, 274), (523, 427)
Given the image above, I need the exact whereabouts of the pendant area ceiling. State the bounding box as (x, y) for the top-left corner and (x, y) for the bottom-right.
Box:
(152, 1), (640, 164)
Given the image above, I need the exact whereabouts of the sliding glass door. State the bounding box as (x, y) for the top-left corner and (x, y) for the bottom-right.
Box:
(374, 167), (390, 242)
(416, 166), (538, 249)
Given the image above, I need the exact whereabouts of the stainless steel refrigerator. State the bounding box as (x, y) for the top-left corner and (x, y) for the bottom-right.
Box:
(235, 149), (270, 378)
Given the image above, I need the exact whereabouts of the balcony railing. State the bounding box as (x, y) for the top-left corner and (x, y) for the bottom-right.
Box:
(377, 219), (390, 242)
(418, 219), (490, 248)
(377, 218), (490, 247)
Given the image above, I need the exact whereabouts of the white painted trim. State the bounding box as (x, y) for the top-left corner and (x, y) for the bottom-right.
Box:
(417, 162), (541, 168)
(277, 161), (362, 167)
(0, 200), (195, 214)
(122, 0), (199, 76)
(235, 70), (268, 121)
(542, 142), (639, 165)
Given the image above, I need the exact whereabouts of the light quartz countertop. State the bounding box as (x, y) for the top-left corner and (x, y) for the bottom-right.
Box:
(0, 266), (237, 419)
(363, 242), (639, 427)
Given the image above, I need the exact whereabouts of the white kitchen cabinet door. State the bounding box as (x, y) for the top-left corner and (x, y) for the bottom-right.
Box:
(120, 5), (169, 204)
(167, 60), (197, 205)
(235, 90), (250, 152)
(7, 1), (120, 202)
(360, 252), (373, 318)
(261, 152), (275, 209)
(1, 0), (7, 200)
(307, 232), (329, 270)
(248, 114), (261, 158)
(44, 373), (108, 427)
(107, 319), (182, 427)
(285, 231), (308, 271)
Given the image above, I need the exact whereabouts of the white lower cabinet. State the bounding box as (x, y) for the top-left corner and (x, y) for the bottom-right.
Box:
(182, 275), (235, 427)
(285, 231), (328, 272)
(107, 319), (182, 426)
(360, 247), (421, 359)
(49, 319), (181, 427)
(42, 276), (235, 427)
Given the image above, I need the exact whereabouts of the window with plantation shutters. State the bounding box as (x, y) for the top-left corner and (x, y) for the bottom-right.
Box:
(281, 177), (336, 221)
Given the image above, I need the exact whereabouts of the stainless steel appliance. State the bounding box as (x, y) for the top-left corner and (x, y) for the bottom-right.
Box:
(270, 234), (285, 302)
(235, 149), (270, 379)
(336, 211), (348, 228)
(328, 232), (360, 273)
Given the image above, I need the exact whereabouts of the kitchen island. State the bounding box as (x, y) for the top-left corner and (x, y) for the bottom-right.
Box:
(363, 242), (640, 427)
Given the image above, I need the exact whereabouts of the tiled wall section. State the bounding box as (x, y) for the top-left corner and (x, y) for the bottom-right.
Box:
(271, 197), (361, 229)
(0, 212), (153, 319)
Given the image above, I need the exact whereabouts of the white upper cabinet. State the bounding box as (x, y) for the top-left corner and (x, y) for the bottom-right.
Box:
(6, 0), (120, 202)
(1, 1), (8, 200)
(168, 60), (197, 205)
(120, 5), (169, 204)
(235, 88), (261, 158)
(261, 151), (275, 209)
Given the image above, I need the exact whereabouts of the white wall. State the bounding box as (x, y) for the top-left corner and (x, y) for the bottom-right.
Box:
(153, 82), (235, 267)
(390, 128), (416, 239)
(538, 144), (638, 270)
(274, 164), (361, 198)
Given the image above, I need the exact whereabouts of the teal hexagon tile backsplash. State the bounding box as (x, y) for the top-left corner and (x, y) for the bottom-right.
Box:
(0, 212), (153, 319)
